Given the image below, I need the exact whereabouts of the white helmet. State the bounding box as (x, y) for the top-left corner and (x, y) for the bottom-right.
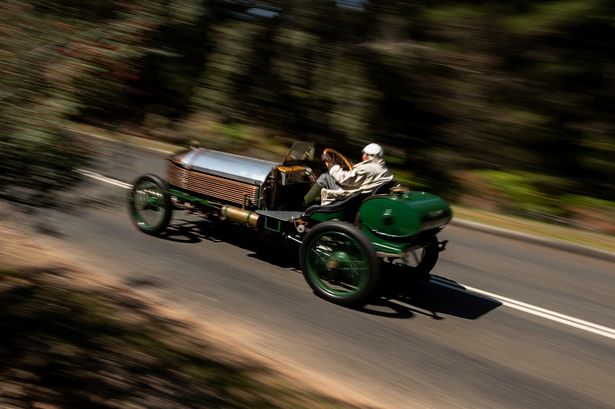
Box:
(362, 143), (383, 158)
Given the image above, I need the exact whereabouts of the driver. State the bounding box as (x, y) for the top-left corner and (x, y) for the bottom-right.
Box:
(303, 143), (393, 206)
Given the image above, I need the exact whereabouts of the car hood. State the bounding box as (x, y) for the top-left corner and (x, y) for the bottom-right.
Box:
(169, 148), (280, 185)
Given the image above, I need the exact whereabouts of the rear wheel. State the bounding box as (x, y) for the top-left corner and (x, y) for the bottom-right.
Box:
(300, 221), (380, 307)
(128, 174), (172, 236)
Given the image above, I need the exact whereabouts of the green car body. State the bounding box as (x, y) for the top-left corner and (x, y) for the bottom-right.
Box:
(128, 143), (452, 307)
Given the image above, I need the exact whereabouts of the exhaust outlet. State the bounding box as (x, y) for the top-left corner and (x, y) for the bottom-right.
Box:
(221, 205), (260, 227)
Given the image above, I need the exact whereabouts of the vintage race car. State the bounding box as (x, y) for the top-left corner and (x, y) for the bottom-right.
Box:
(128, 142), (452, 307)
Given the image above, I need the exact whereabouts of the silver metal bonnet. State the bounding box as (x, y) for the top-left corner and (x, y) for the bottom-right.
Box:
(170, 149), (280, 185)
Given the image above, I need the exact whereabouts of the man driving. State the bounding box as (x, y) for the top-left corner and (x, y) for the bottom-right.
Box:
(303, 143), (394, 206)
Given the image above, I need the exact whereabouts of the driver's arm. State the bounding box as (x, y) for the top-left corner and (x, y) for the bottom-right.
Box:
(329, 164), (366, 189)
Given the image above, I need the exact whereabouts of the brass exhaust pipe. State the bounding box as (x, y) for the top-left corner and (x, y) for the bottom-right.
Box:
(220, 205), (260, 227)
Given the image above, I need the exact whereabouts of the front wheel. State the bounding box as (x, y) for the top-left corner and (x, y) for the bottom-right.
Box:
(300, 221), (380, 307)
(128, 174), (172, 236)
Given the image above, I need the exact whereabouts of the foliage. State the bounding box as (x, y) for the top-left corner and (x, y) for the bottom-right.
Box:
(472, 169), (615, 230)
(0, 119), (88, 205)
(561, 195), (615, 210)
(474, 170), (570, 217)
(1, 0), (614, 219)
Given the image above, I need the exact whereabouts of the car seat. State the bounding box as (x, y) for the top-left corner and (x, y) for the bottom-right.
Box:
(303, 180), (395, 222)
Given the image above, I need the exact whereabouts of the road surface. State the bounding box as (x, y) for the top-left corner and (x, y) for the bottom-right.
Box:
(19, 137), (615, 409)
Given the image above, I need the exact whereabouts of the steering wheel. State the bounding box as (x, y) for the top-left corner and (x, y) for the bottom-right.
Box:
(322, 148), (353, 171)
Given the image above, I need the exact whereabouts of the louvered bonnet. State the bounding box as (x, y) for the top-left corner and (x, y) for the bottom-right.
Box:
(167, 148), (280, 207)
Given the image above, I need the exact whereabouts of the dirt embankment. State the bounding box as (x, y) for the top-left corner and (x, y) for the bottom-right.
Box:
(0, 212), (381, 409)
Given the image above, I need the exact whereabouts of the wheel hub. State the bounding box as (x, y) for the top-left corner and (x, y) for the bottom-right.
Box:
(146, 196), (161, 210)
(326, 251), (351, 271)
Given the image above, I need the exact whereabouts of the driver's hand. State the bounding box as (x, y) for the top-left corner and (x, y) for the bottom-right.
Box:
(321, 153), (333, 169)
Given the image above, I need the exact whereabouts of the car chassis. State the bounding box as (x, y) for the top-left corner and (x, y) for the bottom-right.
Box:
(128, 142), (452, 307)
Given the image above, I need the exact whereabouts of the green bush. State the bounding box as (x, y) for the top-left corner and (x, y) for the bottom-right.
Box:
(0, 120), (89, 206)
(474, 170), (570, 217)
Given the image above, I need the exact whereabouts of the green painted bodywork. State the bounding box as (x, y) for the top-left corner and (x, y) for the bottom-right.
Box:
(360, 192), (452, 237)
(307, 209), (348, 223)
(359, 191), (452, 255)
(168, 184), (451, 257)
(170, 188), (214, 208)
(264, 217), (283, 232)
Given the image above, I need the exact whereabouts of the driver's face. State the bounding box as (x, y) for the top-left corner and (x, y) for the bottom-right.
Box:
(362, 152), (369, 162)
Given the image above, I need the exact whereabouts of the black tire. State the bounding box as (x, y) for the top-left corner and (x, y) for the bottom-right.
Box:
(128, 174), (172, 236)
(300, 221), (380, 307)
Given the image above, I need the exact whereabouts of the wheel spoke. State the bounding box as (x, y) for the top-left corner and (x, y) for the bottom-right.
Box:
(134, 182), (166, 227)
(129, 176), (171, 235)
(307, 231), (370, 297)
(300, 221), (380, 306)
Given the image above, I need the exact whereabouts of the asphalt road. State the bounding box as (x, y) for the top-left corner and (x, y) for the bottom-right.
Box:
(24, 137), (615, 409)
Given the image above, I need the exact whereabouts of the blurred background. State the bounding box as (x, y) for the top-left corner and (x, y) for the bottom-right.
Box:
(1, 0), (614, 233)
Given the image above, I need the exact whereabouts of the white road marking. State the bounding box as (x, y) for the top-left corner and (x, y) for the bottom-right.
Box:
(431, 277), (615, 341)
(80, 169), (615, 341)
(77, 169), (132, 189)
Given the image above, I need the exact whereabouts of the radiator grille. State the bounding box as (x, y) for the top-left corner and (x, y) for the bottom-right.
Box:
(167, 161), (188, 189)
(167, 161), (259, 207)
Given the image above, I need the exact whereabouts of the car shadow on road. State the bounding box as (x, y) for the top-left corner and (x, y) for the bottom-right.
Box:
(364, 266), (503, 320)
(162, 218), (300, 268)
(160, 218), (502, 320)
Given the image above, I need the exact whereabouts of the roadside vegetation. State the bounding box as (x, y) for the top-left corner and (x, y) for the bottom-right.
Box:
(0, 264), (370, 409)
(1, 1), (613, 230)
(1, 3), (612, 405)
